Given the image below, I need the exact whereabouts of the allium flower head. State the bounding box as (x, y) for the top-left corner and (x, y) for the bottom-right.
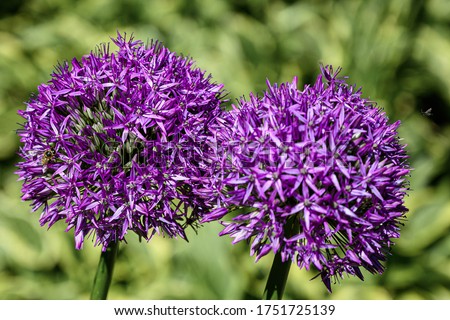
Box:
(205, 66), (410, 291)
(16, 33), (226, 250)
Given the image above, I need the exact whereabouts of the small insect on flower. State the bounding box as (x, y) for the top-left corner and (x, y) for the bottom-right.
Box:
(41, 148), (55, 165)
(356, 198), (373, 215)
(421, 108), (433, 117)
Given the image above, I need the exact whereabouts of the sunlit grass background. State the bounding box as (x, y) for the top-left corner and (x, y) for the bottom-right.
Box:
(0, 0), (449, 299)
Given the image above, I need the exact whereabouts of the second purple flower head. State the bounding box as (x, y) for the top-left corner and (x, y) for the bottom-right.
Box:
(204, 66), (410, 291)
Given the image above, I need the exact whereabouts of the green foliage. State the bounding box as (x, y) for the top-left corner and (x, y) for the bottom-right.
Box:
(0, 0), (449, 299)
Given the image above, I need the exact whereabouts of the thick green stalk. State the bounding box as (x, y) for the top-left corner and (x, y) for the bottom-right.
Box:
(263, 250), (292, 300)
(90, 241), (119, 300)
(263, 217), (299, 300)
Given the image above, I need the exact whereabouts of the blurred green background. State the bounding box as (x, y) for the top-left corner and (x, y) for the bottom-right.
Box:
(1, 0), (449, 300)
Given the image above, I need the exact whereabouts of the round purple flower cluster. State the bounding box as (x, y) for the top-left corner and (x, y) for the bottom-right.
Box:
(16, 33), (225, 250)
(204, 66), (410, 291)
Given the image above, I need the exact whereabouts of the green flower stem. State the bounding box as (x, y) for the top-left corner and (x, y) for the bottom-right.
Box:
(90, 241), (119, 300)
(263, 250), (292, 300)
(263, 217), (299, 300)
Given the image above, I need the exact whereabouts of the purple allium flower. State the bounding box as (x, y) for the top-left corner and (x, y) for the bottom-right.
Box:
(204, 66), (410, 292)
(16, 33), (226, 251)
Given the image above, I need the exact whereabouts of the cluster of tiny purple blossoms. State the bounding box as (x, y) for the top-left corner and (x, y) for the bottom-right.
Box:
(16, 33), (227, 250)
(17, 33), (410, 291)
(202, 66), (410, 291)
